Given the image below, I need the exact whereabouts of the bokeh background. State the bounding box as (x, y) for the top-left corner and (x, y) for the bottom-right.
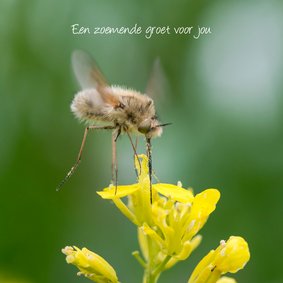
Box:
(1, 0), (283, 282)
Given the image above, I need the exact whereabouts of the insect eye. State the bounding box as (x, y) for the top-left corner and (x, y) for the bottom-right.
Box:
(151, 115), (158, 120)
(138, 126), (150, 134)
(138, 119), (152, 134)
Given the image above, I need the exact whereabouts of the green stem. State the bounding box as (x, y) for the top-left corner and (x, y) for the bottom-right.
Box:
(142, 234), (157, 283)
(143, 255), (171, 283)
(152, 255), (171, 278)
(143, 268), (159, 283)
(132, 251), (146, 268)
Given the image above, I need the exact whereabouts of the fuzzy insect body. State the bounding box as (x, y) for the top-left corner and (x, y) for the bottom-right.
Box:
(71, 86), (162, 139)
(57, 50), (167, 202)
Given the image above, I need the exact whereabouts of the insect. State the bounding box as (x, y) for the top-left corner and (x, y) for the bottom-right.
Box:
(57, 50), (169, 202)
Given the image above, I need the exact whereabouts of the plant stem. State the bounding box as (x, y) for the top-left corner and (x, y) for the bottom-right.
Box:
(143, 268), (159, 283)
(143, 255), (171, 283)
(152, 255), (171, 278)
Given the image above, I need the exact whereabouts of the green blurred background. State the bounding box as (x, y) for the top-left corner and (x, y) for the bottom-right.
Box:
(1, 0), (283, 282)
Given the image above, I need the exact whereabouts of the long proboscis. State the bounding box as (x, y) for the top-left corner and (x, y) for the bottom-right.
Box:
(153, 122), (172, 129)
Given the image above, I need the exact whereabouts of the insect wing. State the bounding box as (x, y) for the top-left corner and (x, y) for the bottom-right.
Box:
(72, 50), (108, 90)
(146, 58), (167, 101)
(145, 58), (170, 117)
(72, 50), (119, 106)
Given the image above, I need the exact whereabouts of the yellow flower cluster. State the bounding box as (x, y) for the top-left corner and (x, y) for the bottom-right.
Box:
(62, 154), (250, 283)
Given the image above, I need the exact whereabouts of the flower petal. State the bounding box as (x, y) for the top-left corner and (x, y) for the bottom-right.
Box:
(153, 183), (194, 203)
(185, 189), (220, 239)
(97, 184), (139, 199)
(214, 236), (250, 274)
(188, 236), (250, 283)
(216, 277), (237, 283)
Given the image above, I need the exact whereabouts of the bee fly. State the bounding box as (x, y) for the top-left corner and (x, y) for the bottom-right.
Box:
(57, 50), (170, 203)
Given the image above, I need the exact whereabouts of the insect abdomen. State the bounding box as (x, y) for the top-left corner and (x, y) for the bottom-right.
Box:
(71, 89), (112, 122)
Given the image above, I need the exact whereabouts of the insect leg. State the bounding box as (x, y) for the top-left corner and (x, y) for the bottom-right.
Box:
(112, 127), (121, 194)
(57, 125), (114, 191)
(135, 137), (139, 151)
(146, 137), (153, 204)
(126, 132), (141, 176)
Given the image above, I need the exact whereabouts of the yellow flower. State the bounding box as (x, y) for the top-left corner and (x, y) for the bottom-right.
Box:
(62, 246), (119, 283)
(140, 188), (220, 269)
(70, 154), (251, 283)
(97, 155), (219, 229)
(97, 154), (221, 274)
(97, 155), (153, 226)
(188, 236), (250, 283)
